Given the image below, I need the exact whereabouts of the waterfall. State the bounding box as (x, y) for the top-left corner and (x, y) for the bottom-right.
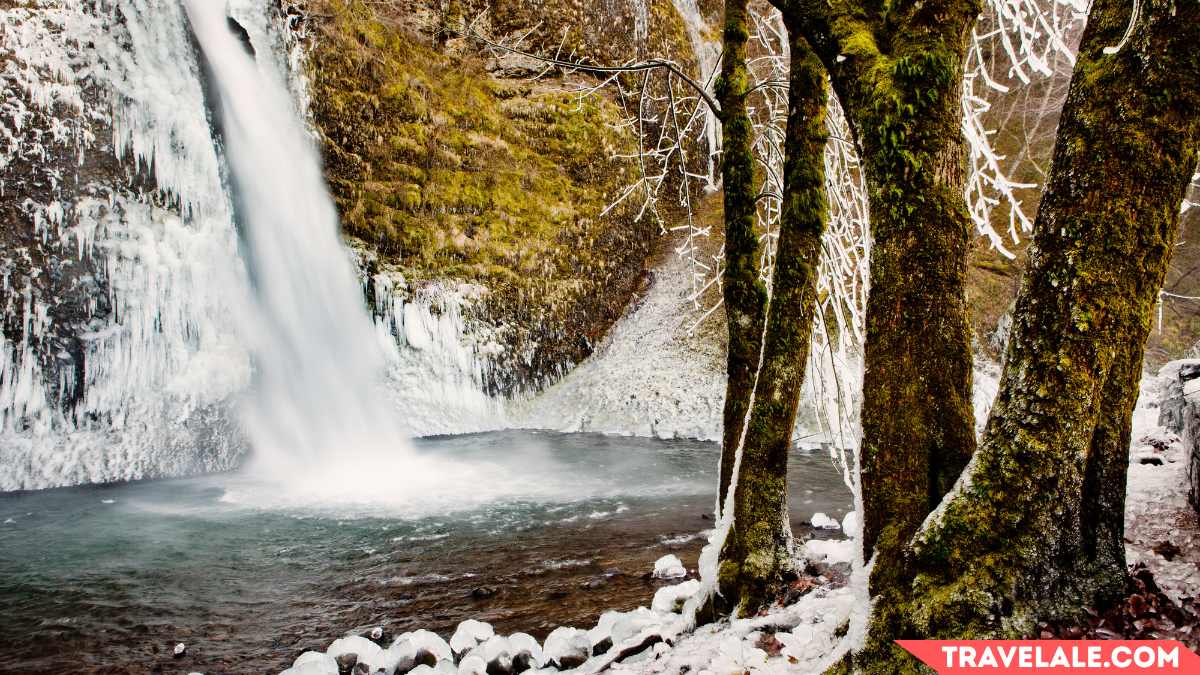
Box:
(185, 0), (411, 475)
(0, 1), (504, 492)
(669, 0), (721, 188)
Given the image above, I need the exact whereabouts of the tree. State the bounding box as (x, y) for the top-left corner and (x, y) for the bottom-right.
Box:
(774, 0), (982, 610)
(715, 0), (769, 513)
(856, 0), (1200, 668)
(715, 18), (830, 613)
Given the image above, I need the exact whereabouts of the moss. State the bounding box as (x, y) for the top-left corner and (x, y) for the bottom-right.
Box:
(307, 0), (657, 392)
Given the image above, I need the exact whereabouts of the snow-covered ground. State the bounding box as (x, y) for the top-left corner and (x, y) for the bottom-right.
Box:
(1125, 373), (1200, 603)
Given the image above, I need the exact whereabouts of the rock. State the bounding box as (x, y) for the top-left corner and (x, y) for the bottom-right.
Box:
(352, 663), (370, 675)
(450, 619), (495, 657)
(543, 627), (590, 669)
(590, 637), (612, 657)
(651, 579), (701, 613)
(471, 586), (498, 599)
(651, 554), (687, 580)
(612, 634), (663, 664)
(329, 636), (386, 673)
(1153, 541), (1182, 561)
(484, 52), (546, 78)
(173, 643), (187, 658)
(507, 633), (542, 672)
(810, 512), (841, 530)
(580, 577), (606, 589)
(335, 653), (357, 675)
(369, 627), (384, 642)
(412, 649), (438, 669)
(284, 652), (340, 675)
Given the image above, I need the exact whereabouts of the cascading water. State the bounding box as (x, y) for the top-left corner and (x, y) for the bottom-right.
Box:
(0, 1), (507, 492)
(186, 0), (408, 469)
(669, 0), (721, 188)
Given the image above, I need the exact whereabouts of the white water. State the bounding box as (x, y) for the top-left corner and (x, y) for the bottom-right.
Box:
(183, 1), (510, 505)
(669, 0), (721, 188)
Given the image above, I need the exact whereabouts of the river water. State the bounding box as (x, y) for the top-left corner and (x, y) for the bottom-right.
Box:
(0, 431), (853, 674)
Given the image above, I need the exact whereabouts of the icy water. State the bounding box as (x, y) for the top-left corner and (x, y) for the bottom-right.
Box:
(0, 431), (853, 674)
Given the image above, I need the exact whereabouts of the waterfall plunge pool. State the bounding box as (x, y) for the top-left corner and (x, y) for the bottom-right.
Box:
(0, 431), (853, 674)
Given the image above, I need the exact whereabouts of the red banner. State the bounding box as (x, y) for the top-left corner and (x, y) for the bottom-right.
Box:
(896, 640), (1200, 673)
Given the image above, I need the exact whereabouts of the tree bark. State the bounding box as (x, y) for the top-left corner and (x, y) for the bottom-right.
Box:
(716, 25), (829, 615)
(716, 0), (768, 515)
(776, 0), (981, 611)
(860, 0), (1200, 665)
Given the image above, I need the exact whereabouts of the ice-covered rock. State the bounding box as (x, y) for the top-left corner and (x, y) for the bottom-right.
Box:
(408, 662), (457, 675)
(327, 635), (385, 672)
(841, 511), (859, 538)
(281, 651), (338, 675)
(610, 607), (664, 645)
(450, 619), (494, 655)
(457, 654), (487, 675)
(651, 554), (686, 579)
(507, 632), (543, 669)
(802, 537), (855, 564)
(478, 635), (514, 674)
(810, 512), (840, 530)
(543, 627), (591, 669)
(651, 580), (701, 613)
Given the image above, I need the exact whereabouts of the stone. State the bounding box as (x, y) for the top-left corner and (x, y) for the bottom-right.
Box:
(336, 653), (357, 675)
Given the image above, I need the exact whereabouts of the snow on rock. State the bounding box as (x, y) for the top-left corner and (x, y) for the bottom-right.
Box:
(450, 619), (494, 655)
(407, 662), (457, 675)
(651, 579), (702, 613)
(326, 636), (384, 672)
(457, 654), (487, 675)
(841, 511), (859, 538)
(810, 512), (841, 530)
(508, 632), (543, 662)
(280, 652), (338, 675)
(802, 537), (855, 565)
(652, 554), (687, 579)
(543, 627), (591, 668)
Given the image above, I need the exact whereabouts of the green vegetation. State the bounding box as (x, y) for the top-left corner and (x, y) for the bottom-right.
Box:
(306, 0), (677, 392)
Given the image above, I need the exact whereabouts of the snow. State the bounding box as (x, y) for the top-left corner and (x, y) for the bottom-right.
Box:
(840, 511), (858, 538)
(810, 512), (840, 530)
(802, 538), (856, 565)
(651, 554), (687, 580)
(326, 636), (384, 671)
(1123, 372), (1200, 603)
(542, 626), (590, 667)
(280, 652), (337, 675)
(651, 580), (702, 614)
(450, 619), (494, 655)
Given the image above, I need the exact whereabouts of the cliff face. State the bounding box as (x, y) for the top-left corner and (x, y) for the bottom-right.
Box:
(303, 0), (697, 395)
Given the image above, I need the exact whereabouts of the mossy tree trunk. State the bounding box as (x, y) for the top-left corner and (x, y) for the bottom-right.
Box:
(716, 0), (768, 514)
(858, 0), (1200, 667)
(715, 24), (830, 615)
(776, 0), (980, 610)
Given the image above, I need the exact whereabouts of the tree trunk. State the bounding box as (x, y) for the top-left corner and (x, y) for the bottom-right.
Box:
(861, 0), (1200, 665)
(775, 0), (982, 599)
(716, 27), (829, 616)
(716, 0), (767, 515)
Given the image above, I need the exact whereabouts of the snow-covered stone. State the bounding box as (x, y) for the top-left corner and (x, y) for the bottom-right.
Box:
(327, 635), (385, 671)
(841, 511), (859, 538)
(651, 554), (687, 579)
(802, 537), (855, 564)
(651, 580), (701, 613)
(810, 512), (841, 530)
(450, 619), (494, 655)
(507, 632), (543, 668)
(543, 627), (590, 668)
(281, 652), (338, 675)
